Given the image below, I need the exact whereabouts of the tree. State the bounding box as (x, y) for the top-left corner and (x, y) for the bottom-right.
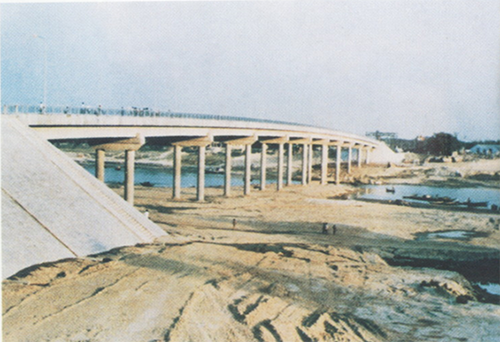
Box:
(424, 132), (461, 156)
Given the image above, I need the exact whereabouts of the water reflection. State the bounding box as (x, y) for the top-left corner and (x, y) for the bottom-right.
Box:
(414, 230), (489, 241)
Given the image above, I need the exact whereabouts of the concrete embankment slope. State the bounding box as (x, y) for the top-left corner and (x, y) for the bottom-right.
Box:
(1, 117), (167, 278)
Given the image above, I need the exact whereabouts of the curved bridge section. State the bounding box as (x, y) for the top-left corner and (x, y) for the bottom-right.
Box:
(4, 104), (378, 145)
(3, 105), (386, 203)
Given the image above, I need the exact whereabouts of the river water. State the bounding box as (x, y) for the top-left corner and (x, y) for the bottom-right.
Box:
(82, 164), (289, 188)
(353, 184), (500, 208)
(82, 164), (500, 206)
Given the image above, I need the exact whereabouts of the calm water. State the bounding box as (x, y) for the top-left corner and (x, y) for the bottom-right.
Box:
(83, 164), (291, 188)
(354, 184), (500, 207)
(477, 282), (500, 296)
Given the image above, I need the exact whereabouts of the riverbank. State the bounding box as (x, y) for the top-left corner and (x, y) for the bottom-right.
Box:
(67, 146), (500, 189)
(345, 158), (500, 189)
(4, 181), (500, 341)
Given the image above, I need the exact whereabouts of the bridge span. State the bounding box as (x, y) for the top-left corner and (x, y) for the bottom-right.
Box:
(4, 105), (385, 204)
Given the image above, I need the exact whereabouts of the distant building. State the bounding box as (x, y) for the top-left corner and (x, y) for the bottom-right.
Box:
(469, 144), (500, 156)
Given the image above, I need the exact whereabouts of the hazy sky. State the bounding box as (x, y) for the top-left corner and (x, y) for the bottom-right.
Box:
(2, 1), (499, 140)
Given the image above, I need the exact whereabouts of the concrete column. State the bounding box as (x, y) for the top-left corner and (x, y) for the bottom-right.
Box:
(347, 145), (352, 174)
(286, 143), (293, 185)
(260, 143), (267, 190)
(95, 149), (105, 182)
(124, 150), (135, 204)
(308, 144), (313, 184)
(277, 143), (284, 190)
(357, 148), (362, 167)
(173, 145), (182, 199)
(302, 144), (308, 185)
(335, 145), (341, 185)
(197, 146), (206, 201)
(224, 144), (232, 197)
(321, 144), (328, 185)
(366, 148), (371, 164)
(244, 144), (252, 195)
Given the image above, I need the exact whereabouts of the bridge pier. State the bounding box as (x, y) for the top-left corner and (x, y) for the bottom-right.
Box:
(286, 143), (293, 186)
(173, 145), (182, 199)
(277, 143), (284, 190)
(91, 134), (145, 205)
(260, 137), (288, 191)
(197, 146), (206, 201)
(224, 144), (232, 196)
(124, 150), (135, 204)
(357, 146), (362, 168)
(347, 144), (352, 174)
(244, 144), (252, 195)
(95, 149), (105, 182)
(321, 144), (328, 185)
(302, 144), (308, 185)
(335, 144), (341, 185)
(260, 143), (267, 190)
(308, 144), (313, 184)
(223, 136), (257, 196)
(172, 135), (212, 201)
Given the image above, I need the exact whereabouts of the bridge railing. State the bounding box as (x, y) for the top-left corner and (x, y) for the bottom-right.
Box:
(3, 104), (309, 128)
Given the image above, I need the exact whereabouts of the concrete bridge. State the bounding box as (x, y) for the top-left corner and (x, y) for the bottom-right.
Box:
(3, 104), (383, 205)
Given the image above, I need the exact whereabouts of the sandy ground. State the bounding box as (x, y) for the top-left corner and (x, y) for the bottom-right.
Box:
(3, 159), (500, 342)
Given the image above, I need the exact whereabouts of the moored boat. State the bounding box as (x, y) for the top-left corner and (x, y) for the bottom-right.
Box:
(403, 194), (456, 203)
(460, 199), (489, 207)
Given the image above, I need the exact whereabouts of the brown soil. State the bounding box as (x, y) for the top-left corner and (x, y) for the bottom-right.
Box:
(3, 160), (500, 342)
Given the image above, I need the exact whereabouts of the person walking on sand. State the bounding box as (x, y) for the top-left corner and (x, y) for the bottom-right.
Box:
(322, 222), (329, 234)
(233, 218), (237, 229)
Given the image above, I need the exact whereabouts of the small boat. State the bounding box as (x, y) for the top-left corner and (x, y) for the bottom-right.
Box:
(425, 196), (456, 203)
(386, 187), (395, 193)
(403, 194), (456, 203)
(461, 199), (489, 207)
(403, 195), (430, 201)
(206, 167), (224, 174)
(431, 200), (459, 205)
(140, 181), (154, 187)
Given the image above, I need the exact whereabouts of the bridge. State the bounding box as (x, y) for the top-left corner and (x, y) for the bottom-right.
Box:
(3, 104), (385, 204)
(2, 104), (392, 277)
(3, 105), (386, 202)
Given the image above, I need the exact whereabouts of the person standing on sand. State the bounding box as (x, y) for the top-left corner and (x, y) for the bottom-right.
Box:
(332, 224), (337, 235)
(322, 223), (329, 234)
(233, 218), (237, 229)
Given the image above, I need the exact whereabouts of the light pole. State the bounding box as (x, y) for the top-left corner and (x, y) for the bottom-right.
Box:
(33, 34), (47, 106)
